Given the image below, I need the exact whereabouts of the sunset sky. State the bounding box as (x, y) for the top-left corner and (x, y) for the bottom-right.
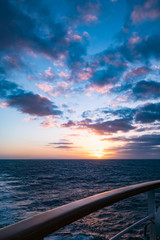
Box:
(0, 0), (160, 159)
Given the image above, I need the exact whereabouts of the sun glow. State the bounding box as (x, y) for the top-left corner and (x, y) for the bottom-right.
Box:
(93, 149), (104, 159)
(72, 132), (109, 159)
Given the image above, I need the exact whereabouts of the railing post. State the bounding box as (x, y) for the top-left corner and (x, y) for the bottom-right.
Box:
(148, 190), (156, 240)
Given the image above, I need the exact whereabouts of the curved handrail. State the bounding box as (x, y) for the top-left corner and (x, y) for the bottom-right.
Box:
(1, 180), (160, 240)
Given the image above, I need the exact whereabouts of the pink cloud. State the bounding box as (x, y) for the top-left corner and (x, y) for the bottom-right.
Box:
(72, 35), (82, 41)
(65, 30), (83, 43)
(28, 75), (36, 81)
(153, 65), (160, 69)
(103, 54), (128, 68)
(45, 67), (54, 78)
(77, 2), (100, 24)
(34, 67), (55, 81)
(89, 85), (112, 94)
(40, 120), (52, 129)
(36, 82), (53, 92)
(116, 95), (129, 102)
(77, 67), (94, 81)
(109, 101), (117, 106)
(61, 119), (92, 128)
(86, 92), (92, 97)
(53, 53), (67, 67)
(83, 14), (98, 23)
(36, 81), (69, 97)
(5, 56), (19, 67)
(78, 72), (92, 81)
(129, 36), (142, 44)
(58, 71), (70, 79)
(131, 0), (160, 24)
(125, 66), (150, 80)
(24, 117), (37, 121)
(27, 50), (37, 58)
(53, 60), (65, 67)
(68, 108), (75, 113)
(0, 101), (9, 108)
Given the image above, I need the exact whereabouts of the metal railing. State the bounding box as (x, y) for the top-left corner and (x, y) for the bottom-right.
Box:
(1, 180), (160, 240)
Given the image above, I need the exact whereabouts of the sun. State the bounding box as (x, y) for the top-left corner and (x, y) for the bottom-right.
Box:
(93, 149), (104, 159)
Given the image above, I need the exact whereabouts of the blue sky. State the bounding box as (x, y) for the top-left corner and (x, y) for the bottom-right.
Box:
(0, 0), (160, 159)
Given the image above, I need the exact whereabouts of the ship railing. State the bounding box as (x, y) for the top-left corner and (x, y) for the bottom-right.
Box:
(1, 180), (160, 240)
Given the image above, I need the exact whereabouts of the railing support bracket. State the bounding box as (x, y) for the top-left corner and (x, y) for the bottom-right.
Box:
(148, 190), (156, 240)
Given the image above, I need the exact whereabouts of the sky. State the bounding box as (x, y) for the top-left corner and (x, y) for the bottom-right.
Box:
(0, 0), (160, 159)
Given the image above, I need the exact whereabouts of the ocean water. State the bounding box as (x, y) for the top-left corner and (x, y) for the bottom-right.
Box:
(0, 159), (160, 240)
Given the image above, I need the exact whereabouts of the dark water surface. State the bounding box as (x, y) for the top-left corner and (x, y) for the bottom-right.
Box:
(0, 159), (160, 239)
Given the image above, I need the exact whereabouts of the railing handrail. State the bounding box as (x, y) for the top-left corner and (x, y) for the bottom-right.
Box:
(1, 180), (160, 240)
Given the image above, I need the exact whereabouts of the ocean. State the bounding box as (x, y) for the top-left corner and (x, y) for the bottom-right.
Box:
(0, 159), (160, 240)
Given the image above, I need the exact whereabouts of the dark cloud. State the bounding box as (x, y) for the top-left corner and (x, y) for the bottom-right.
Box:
(78, 101), (160, 134)
(65, 0), (105, 26)
(0, 79), (19, 98)
(48, 139), (80, 149)
(89, 118), (135, 134)
(125, 66), (151, 80)
(103, 102), (160, 125)
(102, 134), (160, 145)
(135, 102), (160, 123)
(54, 146), (74, 149)
(0, 0), (88, 73)
(133, 80), (160, 99)
(49, 142), (73, 145)
(61, 120), (75, 128)
(90, 47), (128, 87)
(121, 134), (160, 158)
(7, 93), (61, 116)
(91, 66), (123, 86)
(0, 0), (66, 56)
(130, 0), (160, 24)
(103, 107), (135, 119)
(62, 116), (135, 134)
(103, 134), (160, 158)
(0, 79), (62, 116)
(133, 35), (160, 60)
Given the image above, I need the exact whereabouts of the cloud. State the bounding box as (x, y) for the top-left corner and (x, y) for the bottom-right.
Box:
(88, 118), (135, 134)
(0, 79), (62, 116)
(40, 120), (52, 129)
(0, 0), (68, 58)
(24, 117), (37, 121)
(54, 146), (74, 149)
(36, 81), (69, 97)
(61, 118), (92, 128)
(61, 120), (75, 128)
(58, 72), (70, 79)
(35, 67), (55, 81)
(133, 80), (160, 99)
(0, 0), (89, 75)
(62, 116), (135, 134)
(133, 35), (160, 60)
(71, 1), (101, 25)
(48, 139), (79, 149)
(135, 102), (160, 123)
(49, 141), (73, 145)
(0, 78), (20, 98)
(131, 0), (160, 24)
(90, 48), (128, 87)
(125, 66), (150, 80)
(123, 134), (160, 157)
(103, 134), (160, 158)
(7, 92), (62, 116)
(90, 66), (123, 87)
(103, 107), (135, 119)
